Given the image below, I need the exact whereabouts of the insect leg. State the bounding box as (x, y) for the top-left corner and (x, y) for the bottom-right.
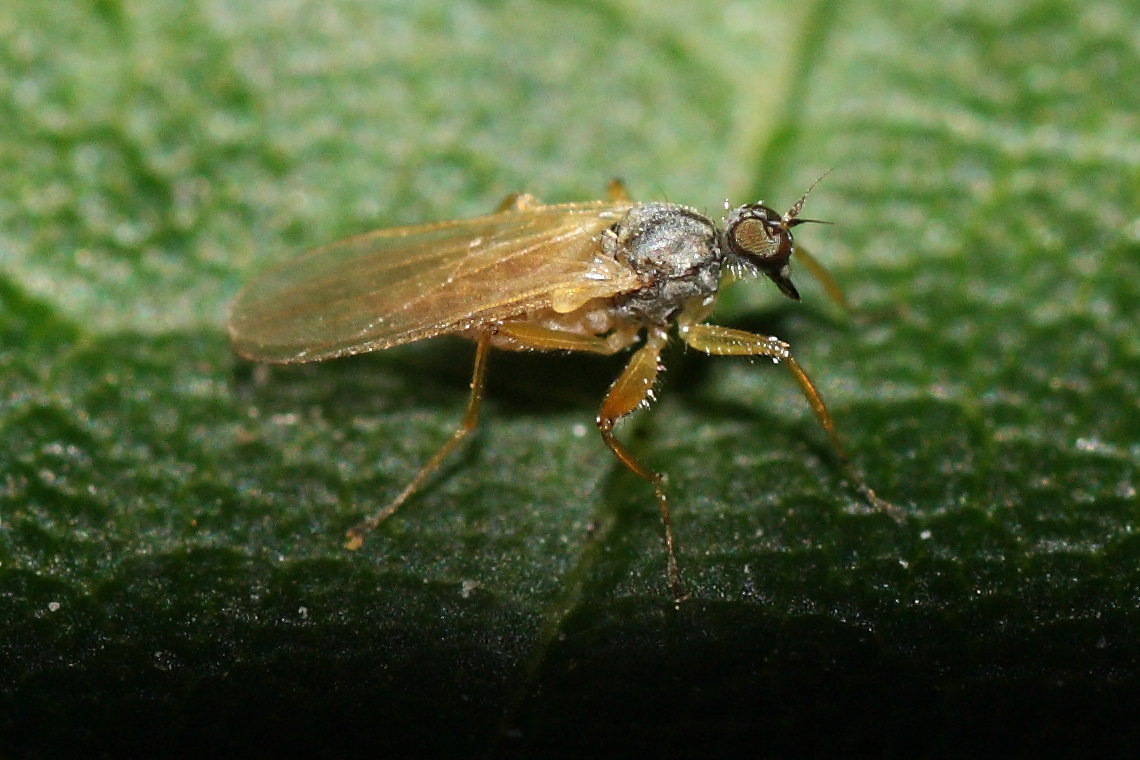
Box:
(793, 244), (852, 312)
(595, 329), (687, 602)
(606, 179), (632, 202)
(494, 192), (541, 213)
(681, 323), (899, 518)
(494, 321), (636, 355)
(344, 332), (493, 550)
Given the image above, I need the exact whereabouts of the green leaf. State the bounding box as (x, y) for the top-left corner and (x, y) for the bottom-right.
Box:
(2, 0), (1137, 756)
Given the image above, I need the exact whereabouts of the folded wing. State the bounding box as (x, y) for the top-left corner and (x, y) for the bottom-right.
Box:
(229, 201), (639, 363)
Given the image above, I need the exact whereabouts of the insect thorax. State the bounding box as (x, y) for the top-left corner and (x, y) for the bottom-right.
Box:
(606, 202), (723, 326)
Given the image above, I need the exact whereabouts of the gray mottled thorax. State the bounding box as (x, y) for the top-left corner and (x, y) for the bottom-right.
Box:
(604, 202), (724, 326)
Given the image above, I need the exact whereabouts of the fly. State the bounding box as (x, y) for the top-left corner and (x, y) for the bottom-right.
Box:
(228, 177), (896, 602)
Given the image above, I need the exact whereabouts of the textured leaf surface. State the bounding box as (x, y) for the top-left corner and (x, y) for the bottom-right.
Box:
(2, 0), (1138, 756)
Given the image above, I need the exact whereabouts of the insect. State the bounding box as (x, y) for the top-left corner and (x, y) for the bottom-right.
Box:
(228, 177), (895, 602)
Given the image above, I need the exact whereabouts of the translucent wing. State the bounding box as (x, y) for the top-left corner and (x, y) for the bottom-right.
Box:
(228, 201), (639, 363)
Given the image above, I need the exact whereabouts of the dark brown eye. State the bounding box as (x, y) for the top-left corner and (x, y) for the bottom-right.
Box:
(724, 204), (791, 268)
(723, 203), (800, 300)
(729, 217), (775, 257)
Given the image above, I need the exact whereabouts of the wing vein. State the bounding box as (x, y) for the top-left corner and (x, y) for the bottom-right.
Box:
(229, 202), (635, 362)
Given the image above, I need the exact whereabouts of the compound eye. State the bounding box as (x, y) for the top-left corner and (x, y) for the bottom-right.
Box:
(730, 217), (774, 257)
(725, 204), (790, 267)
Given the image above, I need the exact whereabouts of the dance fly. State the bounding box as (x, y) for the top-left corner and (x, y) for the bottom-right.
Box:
(228, 178), (895, 601)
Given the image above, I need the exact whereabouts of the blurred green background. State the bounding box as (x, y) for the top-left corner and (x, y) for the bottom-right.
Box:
(2, 0), (1137, 756)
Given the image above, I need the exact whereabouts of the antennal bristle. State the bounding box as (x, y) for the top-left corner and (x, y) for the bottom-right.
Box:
(788, 168), (834, 218)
